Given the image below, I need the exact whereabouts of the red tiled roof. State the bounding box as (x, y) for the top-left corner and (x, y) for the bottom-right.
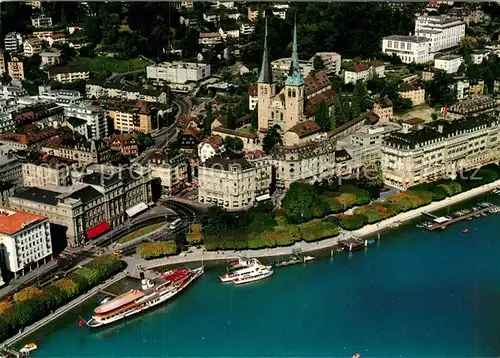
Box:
(346, 60), (385, 73)
(288, 120), (321, 138)
(199, 32), (219, 38)
(0, 207), (46, 235)
(304, 71), (331, 96)
(305, 89), (336, 116)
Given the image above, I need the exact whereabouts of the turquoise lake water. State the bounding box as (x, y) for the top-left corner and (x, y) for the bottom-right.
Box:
(23, 195), (500, 357)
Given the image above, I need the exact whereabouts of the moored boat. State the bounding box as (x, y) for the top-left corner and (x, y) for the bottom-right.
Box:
(303, 256), (315, 263)
(86, 267), (203, 328)
(20, 343), (37, 354)
(462, 228), (469, 233)
(220, 259), (273, 285)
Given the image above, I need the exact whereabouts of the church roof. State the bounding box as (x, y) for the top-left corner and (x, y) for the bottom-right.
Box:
(304, 71), (331, 96)
(258, 17), (273, 84)
(285, 20), (304, 87)
(288, 120), (321, 138)
(305, 88), (336, 117)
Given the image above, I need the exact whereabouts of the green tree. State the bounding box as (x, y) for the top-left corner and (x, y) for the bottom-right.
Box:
(136, 132), (154, 149)
(425, 71), (456, 106)
(282, 182), (329, 223)
(251, 106), (258, 130)
(225, 107), (236, 129)
(313, 55), (326, 71)
(315, 101), (331, 132)
(263, 125), (283, 154)
(224, 136), (244, 152)
(350, 81), (368, 118)
(332, 95), (349, 126)
(203, 103), (214, 136)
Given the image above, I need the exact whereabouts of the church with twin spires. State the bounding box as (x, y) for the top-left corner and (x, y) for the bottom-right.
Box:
(254, 18), (336, 147)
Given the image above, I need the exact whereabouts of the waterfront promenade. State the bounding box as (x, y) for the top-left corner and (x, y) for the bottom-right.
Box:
(3, 179), (500, 347)
(138, 179), (500, 270)
(4, 273), (126, 347)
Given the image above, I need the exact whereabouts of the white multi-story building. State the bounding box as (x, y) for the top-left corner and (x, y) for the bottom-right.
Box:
(4, 32), (23, 52)
(271, 57), (314, 78)
(434, 54), (463, 73)
(0, 207), (52, 279)
(198, 154), (272, 210)
(344, 60), (385, 84)
(22, 159), (73, 188)
(240, 23), (255, 36)
(414, 15), (465, 53)
(40, 49), (61, 68)
(382, 35), (432, 64)
(31, 15), (53, 28)
(148, 151), (188, 191)
(23, 37), (42, 57)
(146, 62), (211, 84)
(38, 85), (82, 107)
(311, 52), (341, 75)
(64, 102), (108, 139)
(382, 115), (500, 189)
(48, 68), (89, 83)
(454, 79), (470, 100)
(472, 49), (489, 65)
(198, 136), (225, 162)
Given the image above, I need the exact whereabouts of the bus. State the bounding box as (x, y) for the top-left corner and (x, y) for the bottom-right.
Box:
(169, 218), (182, 230)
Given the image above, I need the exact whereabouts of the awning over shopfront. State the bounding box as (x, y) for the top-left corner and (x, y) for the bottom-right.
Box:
(126, 202), (148, 217)
(256, 194), (271, 202)
(86, 221), (111, 240)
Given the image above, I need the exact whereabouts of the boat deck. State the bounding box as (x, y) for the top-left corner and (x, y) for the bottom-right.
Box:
(427, 205), (498, 231)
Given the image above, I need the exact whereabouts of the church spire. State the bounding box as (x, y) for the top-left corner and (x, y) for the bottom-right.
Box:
(285, 16), (304, 86)
(257, 15), (273, 84)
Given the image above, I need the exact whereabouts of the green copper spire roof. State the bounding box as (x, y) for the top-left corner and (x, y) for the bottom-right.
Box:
(285, 18), (304, 87)
(257, 16), (273, 84)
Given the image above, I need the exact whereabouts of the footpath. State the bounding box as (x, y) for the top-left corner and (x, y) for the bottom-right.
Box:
(4, 273), (126, 347)
(140, 179), (500, 269)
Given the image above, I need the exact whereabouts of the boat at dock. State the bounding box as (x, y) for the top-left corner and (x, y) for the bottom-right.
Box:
(228, 257), (253, 269)
(219, 259), (273, 285)
(19, 343), (37, 354)
(303, 256), (315, 263)
(86, 267), (203, 328)
(276, 256), (301, 267)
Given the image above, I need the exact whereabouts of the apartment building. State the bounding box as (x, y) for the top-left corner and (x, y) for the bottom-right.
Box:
(64, 102), (108, 139)
(344, 60), (385, 84)
(0, 52), (5, 76)
(446, 95), (497, 120)
(23, 38), (42, 57)
(0, 207), (52, 279)
(146, 62), (211, 84)
(398, 81), (426, 106)
(40, 49), (61, 68)
(107, 100), (163, 134)
(469, 80), (485, 96)
(311, 52), (342, 75)
(373, 97), (394, 122)
(4, 32), (23, 52)
(381, 115), (500, 189)
(472, 49), (489, 65)
(270, 139), (336, 189)
(47, 67), (90, 83)
(198, 32), (222, 47)
(39, 86), (82, 107)
(382, 35), (432, 64)
(106, 133), (139, 157)
(22, 157), (74, 187)
(198, 135), (225, 162)
(271, 57), (314, 78)
(0, 153), (22, 189)
(31, 15), (52, 28)
(85, 80), (169, 104)
(148, 151), (188, 191)
(414, 15), (465, 53)
(336, 122), (401, 168)
(455, 79), (470, 100)
(434, 54), (463, 74)
(240, 23), (255, 36)
(42, 138), (113, 165)
(198, 153), (271, 210)
(8, 57), (25, 83)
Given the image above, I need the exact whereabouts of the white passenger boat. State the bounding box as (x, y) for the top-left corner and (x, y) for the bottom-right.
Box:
(219, 258), (273, 284)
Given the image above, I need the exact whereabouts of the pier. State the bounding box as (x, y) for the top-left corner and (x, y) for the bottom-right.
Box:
(338, 237), (365, 251)
(427, 205), (499, 231)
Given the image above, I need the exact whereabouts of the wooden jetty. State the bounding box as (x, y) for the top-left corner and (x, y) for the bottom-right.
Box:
(338, 237), (365, 251)
(427, 205), (498, 231)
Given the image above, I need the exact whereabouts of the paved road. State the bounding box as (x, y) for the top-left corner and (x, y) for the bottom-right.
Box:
(172, 94), (192, 120)
(108, 69), (146, 84)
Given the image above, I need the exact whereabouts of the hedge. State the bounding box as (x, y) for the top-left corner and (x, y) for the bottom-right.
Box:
(137, 241), (178, 260)
(0, 255), (124, 343)
(299, 218), (339, 242)
(338, 214), (367, 230)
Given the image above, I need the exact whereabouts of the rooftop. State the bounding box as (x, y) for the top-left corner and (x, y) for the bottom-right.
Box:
(0, 207), (46, 236)
(435, 54), (462, 61)
(203, 152), (253, 171)
(384, 35), (429, 43)
(288, 120), (321, 138)
(448, 95), (498, 114)
(345, 60), (385, 73)
(304, 71), (331, 96)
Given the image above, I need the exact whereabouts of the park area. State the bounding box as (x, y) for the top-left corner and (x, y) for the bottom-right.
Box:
(67, 56), (153, 75)
(117, 223), (166, 244)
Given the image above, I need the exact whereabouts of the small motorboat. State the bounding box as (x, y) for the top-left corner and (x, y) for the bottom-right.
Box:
(20, 343), (37, 354)
(352, 353), (361, 358)
(303, 256), (315, 263)
(467, 217), (473, 221)
(462, 228), (469, 233)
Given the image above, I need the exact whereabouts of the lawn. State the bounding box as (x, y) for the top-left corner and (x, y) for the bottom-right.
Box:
(117, 223), (166, 244)
(67, 56), (153, 74)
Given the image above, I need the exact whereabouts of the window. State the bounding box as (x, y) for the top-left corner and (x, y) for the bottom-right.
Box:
(288, 89), (291, 97)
